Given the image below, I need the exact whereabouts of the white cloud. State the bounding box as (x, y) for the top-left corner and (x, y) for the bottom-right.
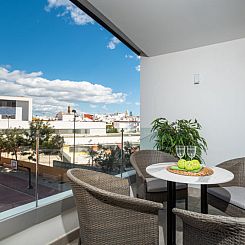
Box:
(125, 54), (141, 60)
(107, 37), (121, 50)
(45, 0), (94, 25)
(90, 104), (97, 108)
(0, 67), (126, 115)
(135, 65), (141, 72)
(125, 54), (134, 59)
(135, 102), (140, 106)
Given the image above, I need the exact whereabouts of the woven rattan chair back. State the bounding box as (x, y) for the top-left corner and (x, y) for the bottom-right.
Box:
(67, 168), (162, 245)
(173, 208), (245, 245)
(217, 157), (245, 187)
(130, 150), (177, 178)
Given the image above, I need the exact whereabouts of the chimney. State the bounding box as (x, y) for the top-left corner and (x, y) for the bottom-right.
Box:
(68, 106), (71, 114)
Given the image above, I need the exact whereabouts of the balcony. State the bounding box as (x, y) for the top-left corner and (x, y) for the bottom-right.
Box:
(2, 1), (245, 245)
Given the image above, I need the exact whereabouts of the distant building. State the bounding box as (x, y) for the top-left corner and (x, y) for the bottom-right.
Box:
(56, 112), (75, 122)
(49, 120), (106, 141)
(0, 96), (32, 129)
(56, 106), (84, 122)
(114, 120), (140, 133)
(51, 107), (106, 146)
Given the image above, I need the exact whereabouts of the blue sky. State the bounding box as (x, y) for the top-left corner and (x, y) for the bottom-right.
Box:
(0, 0), (140, 116)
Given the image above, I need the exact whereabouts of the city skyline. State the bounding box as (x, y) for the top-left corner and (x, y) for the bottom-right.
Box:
(0, 0), (140, 116)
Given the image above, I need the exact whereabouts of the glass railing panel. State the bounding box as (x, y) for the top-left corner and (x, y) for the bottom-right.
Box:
(0, 150), (35, 213)
(0, 127), (140, 215)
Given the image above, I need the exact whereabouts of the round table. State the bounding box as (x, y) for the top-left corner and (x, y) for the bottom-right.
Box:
(146, 162), (234, 245)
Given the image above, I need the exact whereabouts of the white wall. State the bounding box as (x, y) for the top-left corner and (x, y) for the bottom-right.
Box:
(63, 134), (140, 146)
(0, 192), (78, 245)
(1, 208), (79, 245)
(15, 107), (22, 121)
(16, 100), (30, 121)
(0, 120), (30, 129)
(114, 121), (139, 132)
(141, 38), (245, 166)
(49, 121), (106, 133)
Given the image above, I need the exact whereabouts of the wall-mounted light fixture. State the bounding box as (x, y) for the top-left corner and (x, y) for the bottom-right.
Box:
(193, 74), (200, 85)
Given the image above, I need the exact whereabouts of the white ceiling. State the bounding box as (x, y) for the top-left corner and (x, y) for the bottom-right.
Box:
(84, 0), (245, 56)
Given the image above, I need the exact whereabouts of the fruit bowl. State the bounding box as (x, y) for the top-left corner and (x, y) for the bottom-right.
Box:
(167, 159), (214, 176)
(167, 164), (213, 176)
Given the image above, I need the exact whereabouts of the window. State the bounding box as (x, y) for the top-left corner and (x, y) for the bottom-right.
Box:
(0, 100), (16, 107)
(54, 129), (90, 134)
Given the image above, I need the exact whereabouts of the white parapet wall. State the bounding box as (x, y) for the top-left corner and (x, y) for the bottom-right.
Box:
(0, 120), (30, 129)
(62, 134), (140, 146)
(49, 121), (107, 135)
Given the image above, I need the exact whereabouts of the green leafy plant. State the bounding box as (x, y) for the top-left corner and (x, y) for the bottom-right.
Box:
(151, 118), (207, 162)
(23, 120), (64, 161)
(4, 128), (26, 160)
(0, 131), (6, 161)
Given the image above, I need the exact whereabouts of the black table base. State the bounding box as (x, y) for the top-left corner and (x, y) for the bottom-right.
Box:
(201, 184), (208, 214)
(167, 181), (176, 245)
(166, 182), (208, 245)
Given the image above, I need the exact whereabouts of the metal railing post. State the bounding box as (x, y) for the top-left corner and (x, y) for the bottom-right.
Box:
(120, 128), (124, 178)
(35, 130), (39, 208)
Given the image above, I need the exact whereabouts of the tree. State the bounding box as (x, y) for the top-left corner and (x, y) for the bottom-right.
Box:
(0, 131), (6, 161)
(47, 134), (64, 150)
(26, 120), (56, 149)
(88, 147), (98, 166)
(4, 128), (26, 160)
(123, 141), (132, 168)
(95, 146), (121, 173)
(24, 120), (64, 161)
(94, 143), (139, 173)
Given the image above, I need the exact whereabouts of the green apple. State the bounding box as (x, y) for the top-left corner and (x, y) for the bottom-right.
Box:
(191, 159), (201, 170)
(177, 159), (186, 169)
(185, 161), (194, 171)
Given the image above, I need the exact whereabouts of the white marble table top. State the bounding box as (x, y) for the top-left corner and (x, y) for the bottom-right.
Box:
(146, 162), (234, 185)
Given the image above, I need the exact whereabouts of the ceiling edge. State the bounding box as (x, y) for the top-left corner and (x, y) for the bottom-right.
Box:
(70, 0), (147, 56)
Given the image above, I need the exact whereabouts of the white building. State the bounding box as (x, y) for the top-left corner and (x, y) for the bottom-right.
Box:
(52, 107), (107, 144)
(0, 96), (32, 129)
(56, 106), (84, 122)
(49, 120), (107, 145)
(56, 112), (79, 122)
(114, 120), (140, 133)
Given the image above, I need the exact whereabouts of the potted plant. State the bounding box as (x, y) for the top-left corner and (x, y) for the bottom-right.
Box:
(151, 118), (207, 162)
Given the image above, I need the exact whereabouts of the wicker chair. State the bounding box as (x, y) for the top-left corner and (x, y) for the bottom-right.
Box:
(207, 157), (245, 217)
(173, 208), (245, 245)
(130, 150), (188, 205)
(67, 168), (165, 245)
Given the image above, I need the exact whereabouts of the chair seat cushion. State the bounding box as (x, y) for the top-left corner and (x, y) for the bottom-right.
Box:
(146, 178), (187, 192)
(208, 186), (245, 209)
